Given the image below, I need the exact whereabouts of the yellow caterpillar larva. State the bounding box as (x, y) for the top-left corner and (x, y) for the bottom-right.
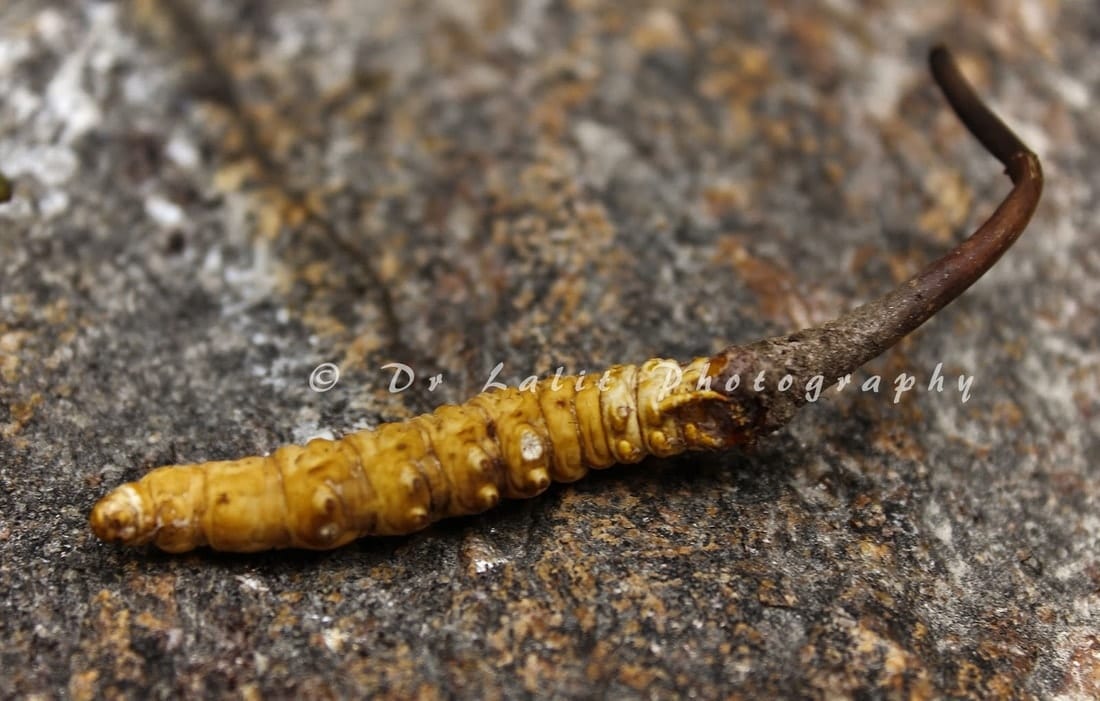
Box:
(89, 47), (1045, 555)
(90, 358), (755, 552)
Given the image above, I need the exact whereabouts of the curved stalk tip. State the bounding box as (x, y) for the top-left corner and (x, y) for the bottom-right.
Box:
(714, 45), (1044, 432)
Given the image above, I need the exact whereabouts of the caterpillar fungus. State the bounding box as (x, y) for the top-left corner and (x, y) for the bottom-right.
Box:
(90, 47), (1043, 553)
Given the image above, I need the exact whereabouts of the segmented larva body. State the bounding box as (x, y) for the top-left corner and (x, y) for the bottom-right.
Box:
(89, 47), (1045, 555)
(90, 357), (754, 552)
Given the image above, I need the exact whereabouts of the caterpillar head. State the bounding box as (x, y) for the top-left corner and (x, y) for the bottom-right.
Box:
(90, 483), (157, 546)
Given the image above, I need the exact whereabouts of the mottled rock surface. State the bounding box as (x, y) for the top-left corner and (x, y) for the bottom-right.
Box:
(2, 1), (1097, 698)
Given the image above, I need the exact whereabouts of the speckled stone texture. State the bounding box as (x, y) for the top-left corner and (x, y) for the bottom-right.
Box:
(1, 1), (1097, 698)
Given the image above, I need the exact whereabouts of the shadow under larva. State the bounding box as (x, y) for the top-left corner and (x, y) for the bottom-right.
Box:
(89, 46), (1043, 554)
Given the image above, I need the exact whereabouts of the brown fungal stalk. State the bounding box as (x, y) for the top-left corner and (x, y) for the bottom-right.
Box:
(90, 46), (1042, 553)
(712, 46), (1043, 433)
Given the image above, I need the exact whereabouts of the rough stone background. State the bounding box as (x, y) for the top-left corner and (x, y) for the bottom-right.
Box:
(1, 1), (1097, 698)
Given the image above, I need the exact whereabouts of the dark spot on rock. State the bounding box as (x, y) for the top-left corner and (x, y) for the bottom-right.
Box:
(164, 231), (186, 255)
